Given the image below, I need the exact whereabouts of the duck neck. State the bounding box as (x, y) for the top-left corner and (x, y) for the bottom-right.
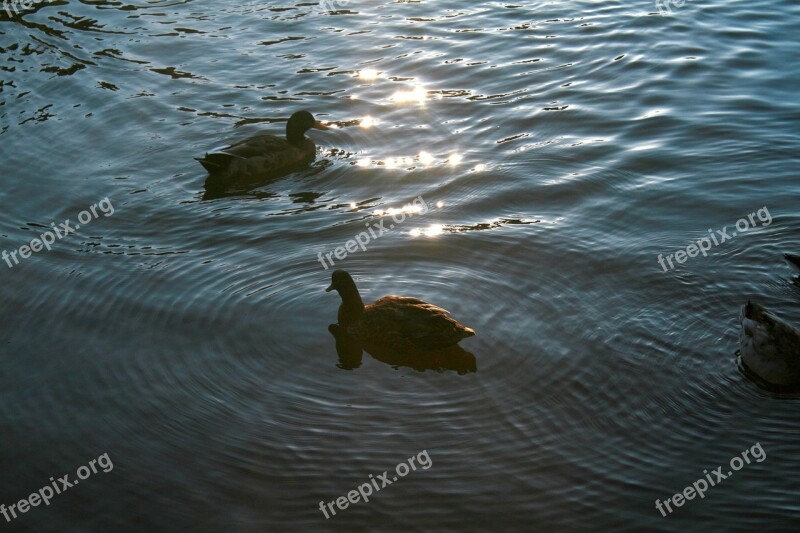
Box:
(286, 122), (307, 145)
(337, 283), (364, 327)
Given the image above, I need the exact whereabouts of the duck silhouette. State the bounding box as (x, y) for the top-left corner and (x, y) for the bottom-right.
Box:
(325, 270), (475, 351)
(786, 253), (800, 272)
(197, 110), (328, 196)
(738, 254), (800, 390)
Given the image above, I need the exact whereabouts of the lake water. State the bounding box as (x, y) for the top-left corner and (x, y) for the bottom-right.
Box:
(1, 0), (799, 530)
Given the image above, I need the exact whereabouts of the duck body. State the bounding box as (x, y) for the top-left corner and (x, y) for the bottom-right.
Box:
(326, 270), (475, 351)
(197, 110), (327, 194)
(200, 134), (316, 184)
(346, 295), (475, 351)
(739, 301), (800, 388)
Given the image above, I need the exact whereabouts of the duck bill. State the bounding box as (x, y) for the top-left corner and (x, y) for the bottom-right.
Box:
(313, 121), (330, 130)
(325, 283), (335, 292)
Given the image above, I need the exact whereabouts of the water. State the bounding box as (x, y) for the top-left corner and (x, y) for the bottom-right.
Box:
(1, 0), (799, 530)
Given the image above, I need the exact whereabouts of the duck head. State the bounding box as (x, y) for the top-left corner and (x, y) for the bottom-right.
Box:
(286, 110), (328, 144)
(326, 270), (365, 326)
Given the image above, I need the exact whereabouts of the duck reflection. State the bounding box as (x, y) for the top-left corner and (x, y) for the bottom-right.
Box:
(329, 324), (477, 374)
(329, 324), (363, 370)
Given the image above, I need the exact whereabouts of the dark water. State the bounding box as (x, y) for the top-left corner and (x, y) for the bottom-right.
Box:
(1, 0), (799, 530)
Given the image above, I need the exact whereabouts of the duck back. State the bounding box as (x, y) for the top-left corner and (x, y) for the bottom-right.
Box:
(199, 134), (316, 193)
(346, 295), (475, 351)
(739, 302), (800, 388)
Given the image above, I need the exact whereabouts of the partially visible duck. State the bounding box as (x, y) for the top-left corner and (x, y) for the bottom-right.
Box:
(197, 110), (328, 194)
(325, 270), (476, 351)
(739, 301), (800, 389)
(785, 253), (800, 272)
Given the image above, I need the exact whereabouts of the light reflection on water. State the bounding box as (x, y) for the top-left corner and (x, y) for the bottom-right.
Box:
(1, 0), (799, 530)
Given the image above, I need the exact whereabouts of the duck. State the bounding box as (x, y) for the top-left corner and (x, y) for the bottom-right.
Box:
(739, 300), (800, 389)
(197, 110), (328, 194)
(325, 270), (475, 351)
(786, 253), (800, 272)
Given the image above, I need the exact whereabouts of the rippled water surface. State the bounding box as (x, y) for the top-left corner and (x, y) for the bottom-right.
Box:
(1, 0), (799, 530)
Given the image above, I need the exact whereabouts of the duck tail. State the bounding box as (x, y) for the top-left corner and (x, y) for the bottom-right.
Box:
(785, 253), (800, 272)
(196, 153), (233, 174)
(198, 153), (239, 197)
